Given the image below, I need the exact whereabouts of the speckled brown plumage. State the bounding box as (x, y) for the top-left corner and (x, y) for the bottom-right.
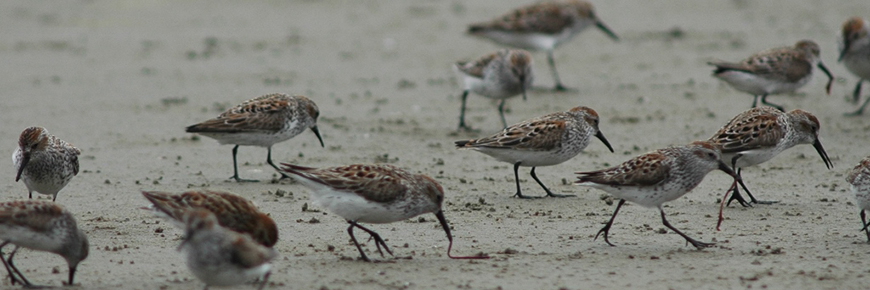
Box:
(141, 190), (278, 247)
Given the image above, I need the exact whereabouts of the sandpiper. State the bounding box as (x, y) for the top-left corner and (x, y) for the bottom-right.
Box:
(455, 49), (534, 130)
(708, 107), (833, 207)
(456, 106), (613, 198)
(0, 201), (88, 287)
(468, 0), (618, 91)
(12, 126), (81, 202)
(177, 209), (276, 290)
(186, 93), (324, 182)
(281, 163), (488, 261)
(846, 156), (870, 242)
(576, 141), (742, 249)
(708, 40), (834, 111)
(838, 17), (870, 116)
(141, 190), (278, 247)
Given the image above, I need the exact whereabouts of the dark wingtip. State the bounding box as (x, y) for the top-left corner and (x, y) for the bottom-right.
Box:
(455, 140), (471, 148)
(184, 124), (199, 133)
(467, 25), (485, 34)
(279, 163), (314, 174)
(709, 64), (729, 75)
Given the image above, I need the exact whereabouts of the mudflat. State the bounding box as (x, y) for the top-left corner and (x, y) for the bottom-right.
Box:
(1, 1), (868, 289)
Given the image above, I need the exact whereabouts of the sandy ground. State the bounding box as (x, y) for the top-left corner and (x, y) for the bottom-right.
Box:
(1, 0), (870, 289)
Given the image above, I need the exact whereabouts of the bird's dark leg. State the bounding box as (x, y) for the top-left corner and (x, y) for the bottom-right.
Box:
(726, 164), (777, 205)
(347, 221), (392, 262)
(861, 210), (870, 243)
(265, 146), (291, 180)
(595, 199), (625, 247)
(513, 162), (539, 199)
(257, 270), (271, 290)
(759, 94), (784, 111)
(457, 90), (473, 131)
(846, 81), (870, 116)
(230, 145), (258, 182)
(5, 246), (32, 287)
(530, 167), (573, 198)
(726, 156), (751, 207)
(846, 97), (870, 116)
(726, 167), (752, 207)
(0, 242), (21, 286)
(659, 208), (715, 250)
(347, 222), (370, 262)
(497, 99), (508, 129)
(547, 50), (568, 91)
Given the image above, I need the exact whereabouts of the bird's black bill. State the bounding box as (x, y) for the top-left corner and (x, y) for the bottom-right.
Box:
(596, 21), (619, 41)
(520, 76), (528, 101)
(595, 131), (615, 153)
(435, 210), (453, 243)
(14, 154), (29, 182)
(311, 126), (325, 148)
(813, 139), (833, 169)
(839, 44), (850, 62)
(177, 230), (192, 252)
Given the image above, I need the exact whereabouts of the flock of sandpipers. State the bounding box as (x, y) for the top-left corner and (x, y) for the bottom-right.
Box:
(2, 1), (870, 289)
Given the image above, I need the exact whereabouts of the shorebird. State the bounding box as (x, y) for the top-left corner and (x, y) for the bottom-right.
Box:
(456, 106), (613, 198)
(141, 190), (278, 247)
(467, 0), (618, 91)
(576, 141), (743, 249)
(13, 126), (80, 201)
(281, 163), (488, 261)
(455, 49), (534, 130)
(186, 93), (324, 182)
(177, 209), (276, 290)
(707, 107), (833, 206)
(0, 201), (88, 287)
(708, 40), (834, 111)
(838, 17), (870, 116)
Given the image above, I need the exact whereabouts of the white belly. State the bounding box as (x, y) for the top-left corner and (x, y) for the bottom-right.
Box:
(843, 53), (870, 80)
(579, 181), (696, 208)
(475, 148), (578, 167)
(462, 75), (524, 100)
(190, 261), (270, 287)
(476, 30), (575, 51)
(715, 70), (811, 95)
(852, 184), (870, 211)
(722, 148), (783, 168)
(310, 191), (428, 224)
(0, 225), (64, 253)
